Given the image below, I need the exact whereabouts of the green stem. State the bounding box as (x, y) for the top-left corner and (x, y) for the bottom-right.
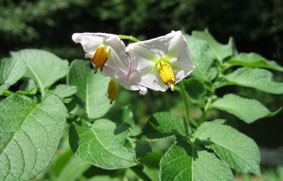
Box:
(118, 35), (140, 42)
(130, 166), (151, 181)
(178, 81), (191, 133)
(2, 90), (15, 96)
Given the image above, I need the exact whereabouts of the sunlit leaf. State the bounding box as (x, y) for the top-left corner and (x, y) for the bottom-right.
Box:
(225, 67), (283, 94)
(69, 119), (138, 169)
(11, 49), (69, 97)
(0, 94), (67, 180)
(186, 35), (217, 82)
(192, 29), (234, 62)
(68, 60), (113, 119)
(160, 141), (233, 181)
(227, 53), (283, 72)
(0, 57), (26, 95)
(211, 94), (277, 123)
(194, 120), (261, 175)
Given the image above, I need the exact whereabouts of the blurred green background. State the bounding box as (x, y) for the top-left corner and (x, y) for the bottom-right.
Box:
(1, 0), (283, 180)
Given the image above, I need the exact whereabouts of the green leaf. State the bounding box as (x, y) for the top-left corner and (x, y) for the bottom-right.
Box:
(17, 79), (37, 95)
(194, 121), (261, 176)
(186, 35), (217, 82)
(0, 57), (26, 95)
(121, 106), (141, 136)
(211, 94), (275, 123)
(140, 152), (163, 168)
(160, 142), (233, 181)
(183, 78), (206, 106)
(192, 29), (234, 62)
(225, 67), (283, 94)
(227, 53), (283, 72)
(11, 49), (69, 97)
(0, 94), (67, 180)
(49, 84), (77, 99)
(68, 60), (113, 119)
(140, 112), (187, 141)
(57, 156), (91, 181)
(53, 149), (73, 176)
(69, 119), (138, 169)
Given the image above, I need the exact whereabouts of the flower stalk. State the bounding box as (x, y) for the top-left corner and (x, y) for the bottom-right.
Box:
(118, 35), (140, 42)
(178, 81), (192, 134)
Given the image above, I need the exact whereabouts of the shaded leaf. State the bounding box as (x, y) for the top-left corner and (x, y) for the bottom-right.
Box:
(17, 79), (37, 95)
(194, 120), (261, 175)
(57, 156), (91, 181)
(0, 94), (67, 180)
(183, 78), (206, 106)
(140, 112), (187, 141)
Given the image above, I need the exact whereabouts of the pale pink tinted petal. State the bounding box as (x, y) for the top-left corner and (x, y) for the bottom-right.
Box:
(105, 36), (130, 72)
(72, 33), (116, 58)
(168, 31), (195, 71)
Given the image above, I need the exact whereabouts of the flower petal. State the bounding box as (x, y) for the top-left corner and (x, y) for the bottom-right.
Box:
(126, 31), (195, 92)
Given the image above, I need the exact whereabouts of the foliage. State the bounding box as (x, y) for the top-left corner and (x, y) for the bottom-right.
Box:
(0, 30), (282, 180)
(0, 0), (282, 64)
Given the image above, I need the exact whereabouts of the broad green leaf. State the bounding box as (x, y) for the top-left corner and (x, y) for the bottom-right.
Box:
(17, 79), (37, 95)
(69, 119), (138, 169)
(0, 94), (67, 180)
(192, 29), (234, 62)
(160, 142), (233, 181)
(183, 79), (206, 106)
(68, 60), (113, 119)
(0, 57), (26, 95)
(194, 121), (261, 176)
(186, 35), (217, 82)
(211, 94), (275, 123)
(11, 49), (69, 97)
(49, 84), (77, 99)
(227, 53), (283, 72)
(225, 67), (283, 94)
(140, 112), (187, 140)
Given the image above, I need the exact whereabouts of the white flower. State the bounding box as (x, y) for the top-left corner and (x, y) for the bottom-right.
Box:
(72, 32), (141, 92)
(126, 31), (195, 92)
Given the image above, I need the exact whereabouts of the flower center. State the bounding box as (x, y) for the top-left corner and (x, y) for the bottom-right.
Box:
(91, 46), (109, 72)
(107, 80), (119, 103)
(158, 63), (176, 91)
(153, 55), (176, 91)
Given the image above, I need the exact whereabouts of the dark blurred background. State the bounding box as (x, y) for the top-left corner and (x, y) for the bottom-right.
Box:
(0, 0), (283, 165)
(1, 0), (283, 64)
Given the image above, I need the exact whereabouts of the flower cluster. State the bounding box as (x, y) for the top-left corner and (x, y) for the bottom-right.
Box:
(72, 31), (195, 98)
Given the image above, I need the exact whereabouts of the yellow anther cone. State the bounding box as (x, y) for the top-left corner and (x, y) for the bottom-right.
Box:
(91, 46), (109, 71)
(158, 64), (176, 90)
(107, 80), (119, 103)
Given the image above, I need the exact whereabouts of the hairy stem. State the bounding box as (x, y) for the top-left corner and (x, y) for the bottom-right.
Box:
(178, 81), (191, 133)
(118, 35), (140, 42)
